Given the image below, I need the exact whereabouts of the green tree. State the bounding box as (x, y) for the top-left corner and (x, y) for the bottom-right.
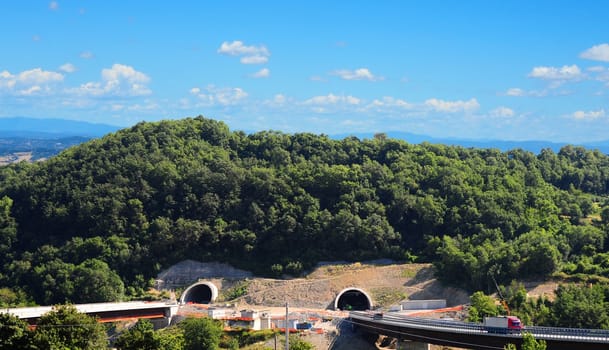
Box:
(522, 333), (547, 350)
(0, 287), (32, 308)
(0, 196), (17, 265)
(157, 326), (185, 350)
(179, 317), (222, 350)
(115, 319), (160, 350)
(468, 291), (499, 322)
(551, 284), (609, 329)
(0, 313), (33, 349)
(287, 335), (315, 350)
(505, 333), (546, 350)
(33, 305), (107, 350)
(72, 259), (125, 303)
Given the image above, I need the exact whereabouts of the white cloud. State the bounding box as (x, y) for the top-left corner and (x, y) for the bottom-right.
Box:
(18, 86), (43, 96)
(490, 106), (515, 117)
(261, 93), (298, 109)
(217, 41), (270, 65)
(59, 63), (76, 73)
(368, 96), (413, 109)
(504, 87), (556, 97)
(586, 66), (609, 85)
(571, 109), (605, 120)
(72, 64), (151, 97)
(304, 93), (361, 106)
(580, 44), (609, 62)
(331, 68), (383, 81)
(80, 51), (94, 59)
(241, 55), (268, 64)
(102, 64), (149, 84)
(273, 94), (286, 104)
(49, 1), (58, 10)
(0, 68), (64, 95)
(588, 66), (606, 73)
(528, 65), (582, 80)
(250, 68), (270, 78)
(506, 88), (525, 96)
(18, 68), (64, 85)
(424, 98), (479, 113)
(190, 85), (248, 106)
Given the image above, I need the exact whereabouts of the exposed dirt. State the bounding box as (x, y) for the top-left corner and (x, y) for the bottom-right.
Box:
(161, 261), (561, 349)
(234, 262), (471, 310)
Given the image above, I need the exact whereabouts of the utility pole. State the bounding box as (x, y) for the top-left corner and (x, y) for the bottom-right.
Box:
(285, 301), (289, 350)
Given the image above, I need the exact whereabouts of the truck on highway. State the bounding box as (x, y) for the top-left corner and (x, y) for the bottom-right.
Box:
(483, 316), (523, 334)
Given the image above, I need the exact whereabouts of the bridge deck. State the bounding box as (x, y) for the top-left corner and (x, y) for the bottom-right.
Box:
(349, 311), (609, 350)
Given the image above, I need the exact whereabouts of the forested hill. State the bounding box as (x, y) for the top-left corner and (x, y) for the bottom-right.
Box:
(1, 116), (609, 306)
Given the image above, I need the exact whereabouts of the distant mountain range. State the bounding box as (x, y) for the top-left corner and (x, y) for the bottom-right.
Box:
(0, 117), (121, 163)
(0, 117), (608, 164)
(332, 131), (609, 155)
(0, 117), (120, 138)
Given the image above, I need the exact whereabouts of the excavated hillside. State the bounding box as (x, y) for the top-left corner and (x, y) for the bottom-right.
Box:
(157, 261), (471, 309)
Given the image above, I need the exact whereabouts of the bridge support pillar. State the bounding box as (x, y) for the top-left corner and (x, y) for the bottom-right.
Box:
(399, 340), (430, 350)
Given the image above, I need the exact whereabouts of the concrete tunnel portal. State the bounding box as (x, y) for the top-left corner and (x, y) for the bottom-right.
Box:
(334, 288), (373, 311)
(180, 281), (218, 304)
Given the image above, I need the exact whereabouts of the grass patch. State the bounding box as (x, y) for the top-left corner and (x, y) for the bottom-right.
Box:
(400, 268), (417, 278)
(220, 280), (250, 301)
(372, 287), (407, 307)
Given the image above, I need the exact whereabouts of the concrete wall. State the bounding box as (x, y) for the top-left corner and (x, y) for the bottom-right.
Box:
(401, 299), (446, 310)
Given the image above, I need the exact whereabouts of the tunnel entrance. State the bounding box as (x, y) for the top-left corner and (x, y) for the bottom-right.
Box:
(334, 288), (372, 311)
(180, 282), (218, 304)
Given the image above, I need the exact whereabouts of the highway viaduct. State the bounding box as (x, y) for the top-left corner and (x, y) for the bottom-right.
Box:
(350, 311), (609, 350)
(5, 301), (179, 326)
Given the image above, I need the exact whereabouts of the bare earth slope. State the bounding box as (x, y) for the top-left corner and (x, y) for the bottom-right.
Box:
(158, 261), (471, 309)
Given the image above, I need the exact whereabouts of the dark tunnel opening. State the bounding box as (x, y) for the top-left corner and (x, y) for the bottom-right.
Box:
(336, 290), (371, 311)
(182, 284), (213, 304)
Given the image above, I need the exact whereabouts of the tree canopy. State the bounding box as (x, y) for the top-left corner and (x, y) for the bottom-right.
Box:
(1, 116), (609, 304)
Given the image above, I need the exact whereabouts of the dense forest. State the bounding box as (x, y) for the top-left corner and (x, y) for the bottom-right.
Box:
(1, 116), (609, 306)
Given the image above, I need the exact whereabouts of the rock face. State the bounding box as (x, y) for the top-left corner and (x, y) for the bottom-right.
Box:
(155, 260), (253, 289)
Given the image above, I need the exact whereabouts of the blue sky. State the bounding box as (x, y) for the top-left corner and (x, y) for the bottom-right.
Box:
(1, 1), (609, 143)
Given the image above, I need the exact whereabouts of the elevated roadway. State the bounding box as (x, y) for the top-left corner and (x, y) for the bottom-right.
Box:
(349, 311), (609, 350)
(5, 301), (179, 325)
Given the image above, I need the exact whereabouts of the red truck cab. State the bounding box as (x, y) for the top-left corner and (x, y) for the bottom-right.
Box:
(506, 316), (523, 331)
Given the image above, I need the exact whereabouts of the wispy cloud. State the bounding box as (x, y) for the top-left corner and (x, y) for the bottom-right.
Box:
(217, 41), (270, 65)
(424, 98), (479, 113)
(528, 65), (582, 81)
(189, 85), (248, 106)
(250, 68), (270, 79)
(304, 93), (361, 106)
(571, 109), (605, 120)
(368, 96), (413, 110)
(49, 1), (58, 11)
(580, 44), (609, 62)
(59, 63), (76, 73)
(331, 68), (383, 81)
(80, 51), (94, 59)
(490, 106), (515, 117)
(505, 88), (525, 96)
(587, 66), (609, 86)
